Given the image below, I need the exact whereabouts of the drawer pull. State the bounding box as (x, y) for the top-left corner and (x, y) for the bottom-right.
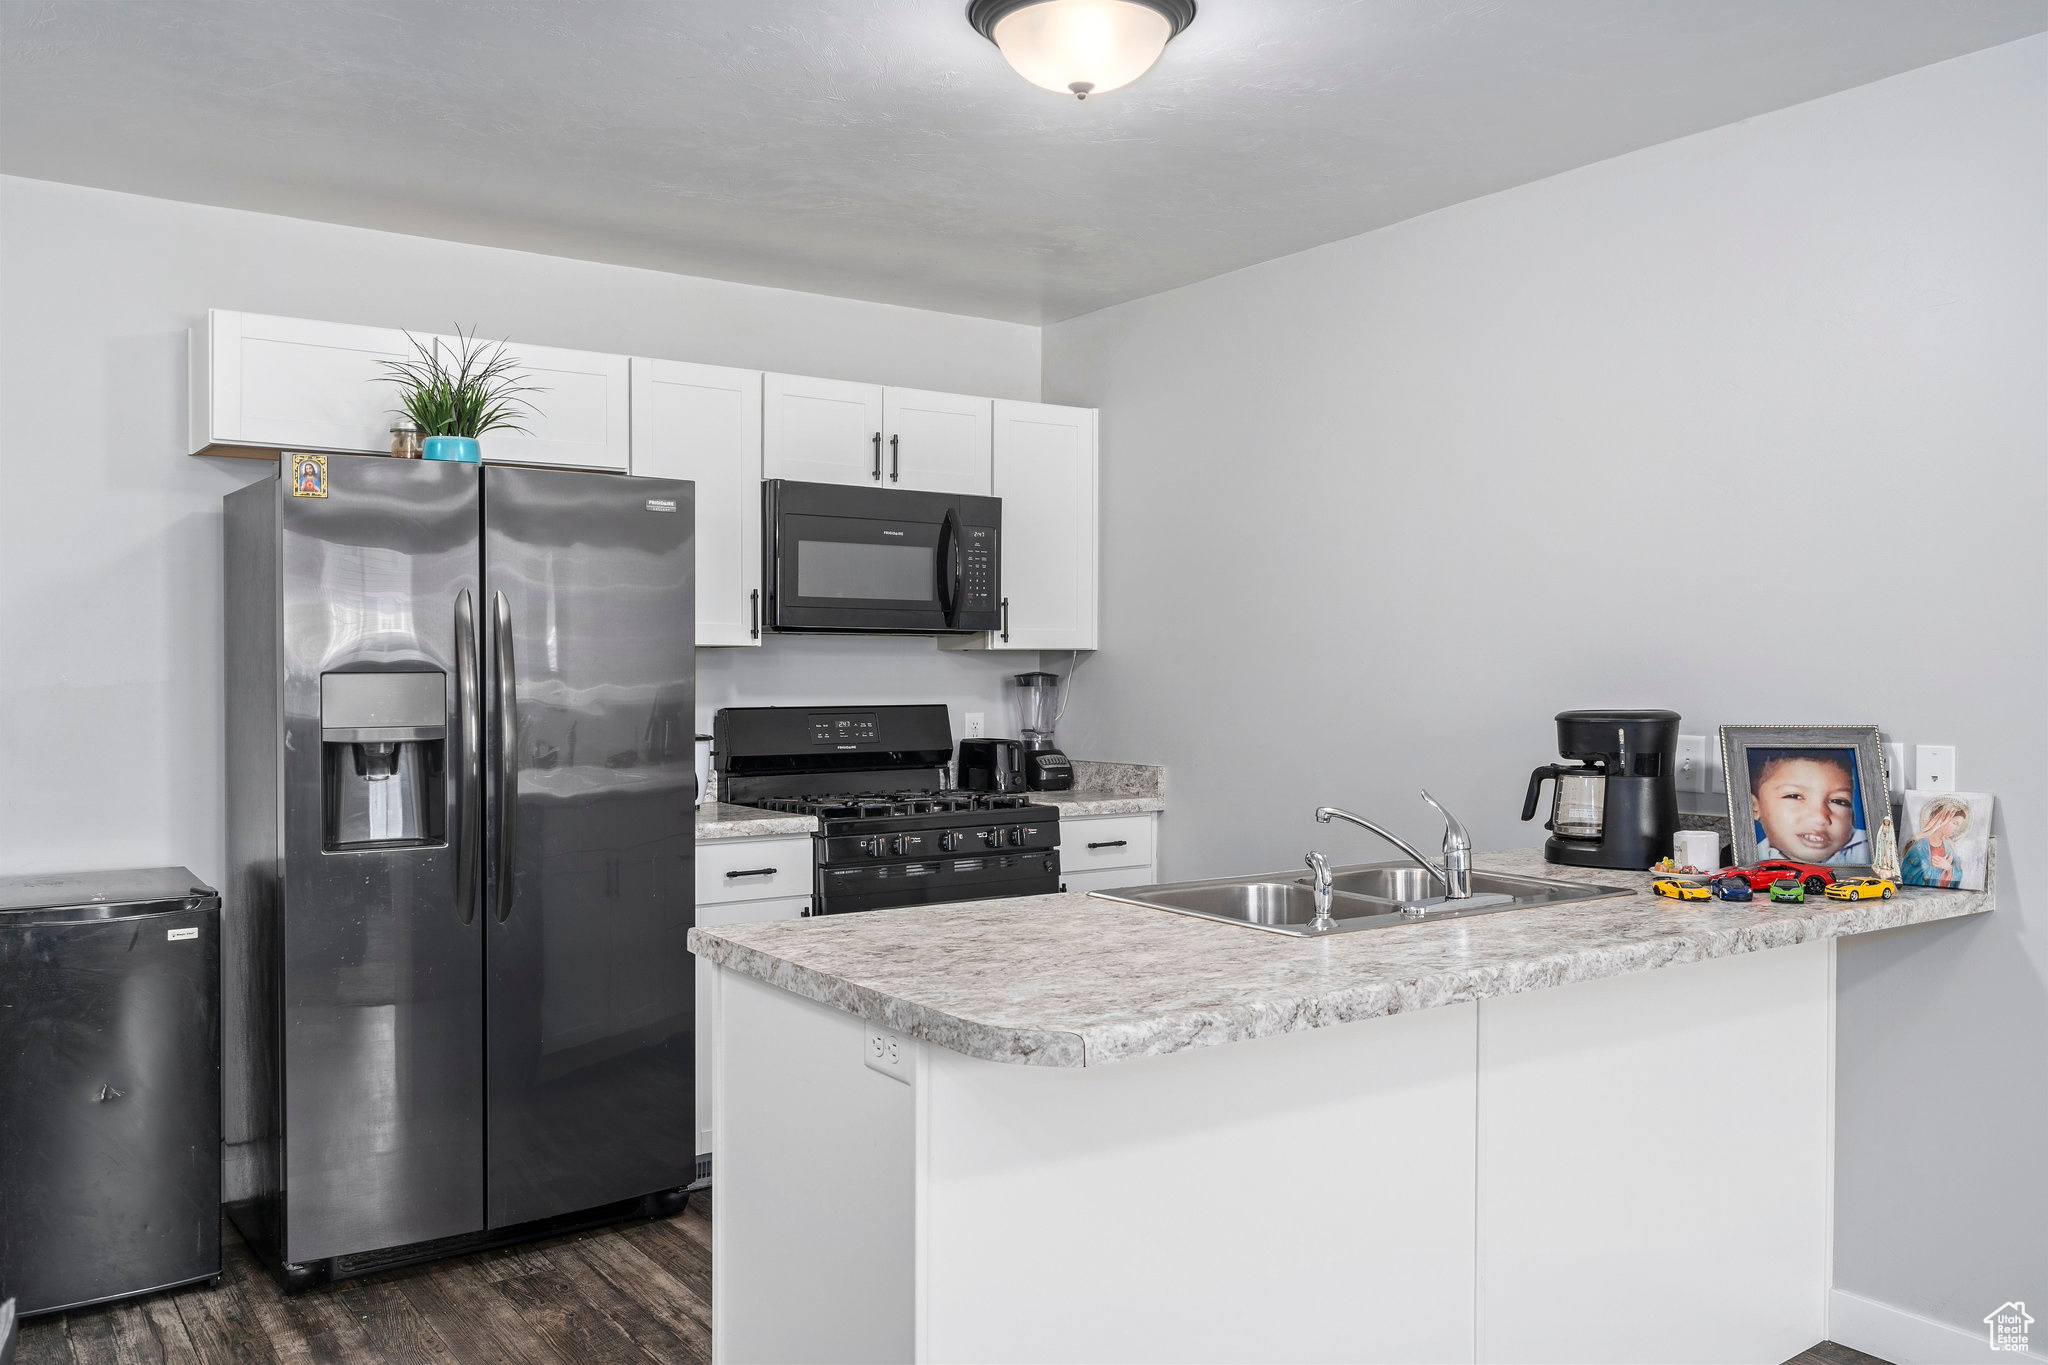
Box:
(726, 867), (779, 879)
(1086, 840), (1128, 850)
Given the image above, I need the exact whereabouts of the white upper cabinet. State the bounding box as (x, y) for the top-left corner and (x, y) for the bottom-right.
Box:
(477, 342), (629, 472)
(763, 375), (992, 495)
(989, 400), (1098, 651)
(191, 311), (409, 456)
(630, 359), (765, 648)
(881, 387), (992, 495)
(761, 373), (886, 487)
(190, 310), (628, 471)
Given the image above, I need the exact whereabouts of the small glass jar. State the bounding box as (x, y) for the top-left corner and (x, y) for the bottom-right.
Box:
(389, 421), (424, 460)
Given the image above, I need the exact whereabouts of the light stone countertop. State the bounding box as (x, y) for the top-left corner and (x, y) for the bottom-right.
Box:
(694, 802), (818, 841)
(1042, 790), (1166, 818)
(1042, 759), (1166, 816)
(687, 847), (1994, 1068)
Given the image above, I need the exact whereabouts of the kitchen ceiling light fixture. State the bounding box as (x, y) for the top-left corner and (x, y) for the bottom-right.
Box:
(967, 0), (1196, 100)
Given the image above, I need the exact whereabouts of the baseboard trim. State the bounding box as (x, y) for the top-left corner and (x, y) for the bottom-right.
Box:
(1831, 1287), (2046, 1365)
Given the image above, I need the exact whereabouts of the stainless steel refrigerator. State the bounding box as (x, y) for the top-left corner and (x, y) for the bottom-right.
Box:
(224, 455), (695, 1287)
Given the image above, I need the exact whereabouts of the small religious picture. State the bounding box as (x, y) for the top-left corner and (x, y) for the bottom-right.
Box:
(289, 454), (328, 498)
(1898, 791), (1994, 892)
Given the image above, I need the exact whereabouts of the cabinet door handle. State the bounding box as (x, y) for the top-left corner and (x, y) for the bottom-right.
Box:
(871, 431), (882, 481)
(889, 433), (900, 482)
(1000, 596), (1010, 643)
(725, 867), (778, 879)
(749, 587), (760, 640)
(1086, 840), (1128, 850)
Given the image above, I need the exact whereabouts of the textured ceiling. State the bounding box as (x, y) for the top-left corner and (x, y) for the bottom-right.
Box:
(2, 0), (2042, 322)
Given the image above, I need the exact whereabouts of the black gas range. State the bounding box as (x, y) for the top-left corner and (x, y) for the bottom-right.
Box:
(714, 704), (1060, 916)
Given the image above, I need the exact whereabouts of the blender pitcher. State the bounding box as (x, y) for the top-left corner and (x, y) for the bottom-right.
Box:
(1011, 671), (1073, 791)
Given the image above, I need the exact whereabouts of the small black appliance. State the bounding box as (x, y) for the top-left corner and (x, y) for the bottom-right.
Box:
(0, 868), (222, 1317)
(762, 480), (1001, 634)
(958, 737), (1025, 793)
(716, 705), (1060, 916)
(1522, 709), (1682, 870)
(1012, 671), (1074, 792)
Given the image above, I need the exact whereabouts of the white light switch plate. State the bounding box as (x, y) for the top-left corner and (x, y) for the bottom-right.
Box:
(864, 1024), (911, 1083)
(1675, 735), (1708, 793)
(963, 712), (985, 739)
(1885, 742), (1906, 794)
(1914, 744), (1956, 793)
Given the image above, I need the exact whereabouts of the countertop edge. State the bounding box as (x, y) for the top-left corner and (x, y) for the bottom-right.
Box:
(687, 931), (1089, 1067)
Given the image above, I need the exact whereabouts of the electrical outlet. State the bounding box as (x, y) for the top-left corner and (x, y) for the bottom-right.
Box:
(1914, 744), (1956, 793)
(1675, 735), (1708, 793)
(1885, 742), (1907, 794)
(864, 1023), (910, 1083)
(964, 712), (985, 739)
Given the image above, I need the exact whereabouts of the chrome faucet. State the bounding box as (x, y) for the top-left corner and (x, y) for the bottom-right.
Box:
(1304, 850), (1335, 930)
(1315, 791), (1474, 899)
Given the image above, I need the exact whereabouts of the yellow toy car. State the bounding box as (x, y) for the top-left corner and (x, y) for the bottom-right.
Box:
(1652, 877), (1711, 902)
(1823, 876), (1897, 901)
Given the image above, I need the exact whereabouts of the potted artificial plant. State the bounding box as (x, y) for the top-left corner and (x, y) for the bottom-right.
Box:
(375, 327), (540, 463)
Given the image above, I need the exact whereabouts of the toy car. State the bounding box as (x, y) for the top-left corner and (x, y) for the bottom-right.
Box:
(1768, 877), (1806, 904)
(1717, 861), (1836, 895)
(1652, 878), (1711, 902)
(1710, 875), (1753, 902)
(1823, 876), (1897, 902)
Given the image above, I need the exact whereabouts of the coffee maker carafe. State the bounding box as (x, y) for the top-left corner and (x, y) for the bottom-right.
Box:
(1522, 709), (1681, 870)
(1012, 671), (1073, 792)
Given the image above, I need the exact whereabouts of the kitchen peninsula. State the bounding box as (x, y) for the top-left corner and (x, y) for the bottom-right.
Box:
(689, 848), (1993, 1365)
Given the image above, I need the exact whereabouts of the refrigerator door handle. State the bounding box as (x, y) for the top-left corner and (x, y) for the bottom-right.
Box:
(492, 590), (519, 924)
(454, 589), (481, 925)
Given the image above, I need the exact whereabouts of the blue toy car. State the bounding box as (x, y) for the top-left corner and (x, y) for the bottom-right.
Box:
(1711, 875), (1753, 902)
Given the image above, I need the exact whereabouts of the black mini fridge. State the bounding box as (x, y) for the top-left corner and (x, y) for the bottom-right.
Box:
(0, 868), (221, 1316)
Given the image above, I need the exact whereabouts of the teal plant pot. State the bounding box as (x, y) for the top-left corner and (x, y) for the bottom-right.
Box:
(423, 436), (481, 463)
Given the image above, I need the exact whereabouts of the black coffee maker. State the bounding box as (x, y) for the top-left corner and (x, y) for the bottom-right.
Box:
(1522, 709), (1681, 870)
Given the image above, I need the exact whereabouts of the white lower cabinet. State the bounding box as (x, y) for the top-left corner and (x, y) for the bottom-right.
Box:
(695, 834), (813, 1160)
(1058, 812), (1158, 891)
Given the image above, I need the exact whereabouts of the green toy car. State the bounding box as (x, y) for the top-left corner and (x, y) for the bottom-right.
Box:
(1768, 877), (1806, 904)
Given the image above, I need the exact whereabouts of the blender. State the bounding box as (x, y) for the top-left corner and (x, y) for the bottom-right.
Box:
(1011, 671), (1074, 791)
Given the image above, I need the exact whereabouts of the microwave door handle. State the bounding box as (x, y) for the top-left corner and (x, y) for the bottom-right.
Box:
(936, 510), (960, 624)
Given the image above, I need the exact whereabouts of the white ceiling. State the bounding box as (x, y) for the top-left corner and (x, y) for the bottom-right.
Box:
(3, 0), (2041, 323)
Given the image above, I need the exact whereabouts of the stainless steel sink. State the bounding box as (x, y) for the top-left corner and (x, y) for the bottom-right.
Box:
(1091, 859), (1636, 937)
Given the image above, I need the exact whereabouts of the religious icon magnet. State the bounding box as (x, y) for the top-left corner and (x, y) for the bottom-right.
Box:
(289, 454), (328, 498)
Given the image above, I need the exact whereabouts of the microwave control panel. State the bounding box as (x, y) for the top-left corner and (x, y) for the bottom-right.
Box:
(962, 525), (997, 611)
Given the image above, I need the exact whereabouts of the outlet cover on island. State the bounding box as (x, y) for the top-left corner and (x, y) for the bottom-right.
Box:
(964, 712), (985, 739)
(864, 1024), (910, 1084)
(1675, 735), (1708, 793)
(1914, 744), (1956, 793)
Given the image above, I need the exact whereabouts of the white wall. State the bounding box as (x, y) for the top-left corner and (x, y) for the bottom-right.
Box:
(1043, 35), (2045, 1343)
(0, 176), (1040, 880)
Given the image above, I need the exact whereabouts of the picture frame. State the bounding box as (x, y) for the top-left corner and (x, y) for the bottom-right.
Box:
(1719, 724), (1890, 874)
(1898, 790), (1995, 891)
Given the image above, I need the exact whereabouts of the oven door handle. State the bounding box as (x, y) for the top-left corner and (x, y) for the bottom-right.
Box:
(936, 508), (961, 625)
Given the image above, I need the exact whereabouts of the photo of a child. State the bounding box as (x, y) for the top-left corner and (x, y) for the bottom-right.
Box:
(1899, 791), (1994, 891)
(1747, 747), (1870, 866)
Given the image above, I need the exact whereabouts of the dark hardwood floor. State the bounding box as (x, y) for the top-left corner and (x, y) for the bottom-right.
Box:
(18, 1193), (711, 1365)
(18, 1193), (1891, 1365)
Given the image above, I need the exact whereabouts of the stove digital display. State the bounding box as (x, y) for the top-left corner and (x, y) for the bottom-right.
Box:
(809, 712), (879, 746)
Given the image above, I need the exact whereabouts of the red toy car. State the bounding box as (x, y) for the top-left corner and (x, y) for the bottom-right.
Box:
(1716, 861), (1837, 895)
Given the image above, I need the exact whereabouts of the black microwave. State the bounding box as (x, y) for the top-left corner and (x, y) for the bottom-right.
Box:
(763, 480), (1001, 634)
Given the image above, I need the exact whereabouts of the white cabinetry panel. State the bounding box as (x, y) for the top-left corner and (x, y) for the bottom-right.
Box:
(881, 387), (991, 495)
(988, 399), (1098, 651)
(192, 310), (628, 470)
(478, 342), (629, 471)
(696, 892), (810, 1158)
(630, 359), (763, 646)
(762, 373), (885, 487)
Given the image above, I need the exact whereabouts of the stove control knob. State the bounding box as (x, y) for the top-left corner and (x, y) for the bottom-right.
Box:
(889, 835), (909, 857)
(860, 836), (880, 857)
(1005, 826), (1026, 848)
(939, 831), (960, 852)
(980, 828), (1000, 848)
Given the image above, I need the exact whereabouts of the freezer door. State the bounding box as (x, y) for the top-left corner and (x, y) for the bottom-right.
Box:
(279, 455), (485, 1262)
(483, 466), (696, 1228)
